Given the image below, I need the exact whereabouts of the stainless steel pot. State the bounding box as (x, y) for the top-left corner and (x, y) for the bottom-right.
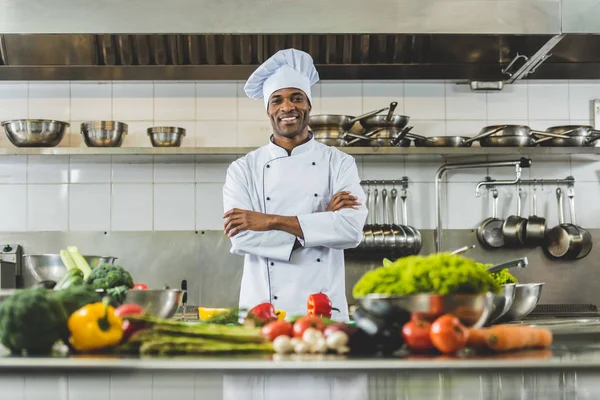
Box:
(390, 188), (408, 251)
(545, 125), (600, 137)
(2, 119), (69, 147)
(502, 188), (527, 247)
(308, 107), (390, 131)
(360, 115), (409, 131)
(544, 188), (585, 260)
(537, 135), (600, 147)
(524, 187), (546, 246)
(566, 186), (592, 259)
(401, 188), (422, 254)
(476, 188), (505, 249)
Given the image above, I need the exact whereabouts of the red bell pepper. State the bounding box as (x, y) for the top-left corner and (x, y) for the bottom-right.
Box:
(245, 302), (278, 326)
(307, 293), (339, 318)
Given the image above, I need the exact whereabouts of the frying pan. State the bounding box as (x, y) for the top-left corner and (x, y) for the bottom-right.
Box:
(389, 188), (408, 252)
(545, 125), (600, 137)
(309, 106), (390, 131)
(536, 135), (600, 147)
(524, 186), (546, 246)
(401, 188), (422, 254)
(412, 126), (504, 147)
(544, 188), (584, 260)
(381, 188), (396, 248)
(502, 188), (528, 247)
(476, 188), (505, 249)
(371, 188), (385, 249)
(477, 125), (571, 138)
(566, 186), (592, 259)
(362, 183), (374, 249)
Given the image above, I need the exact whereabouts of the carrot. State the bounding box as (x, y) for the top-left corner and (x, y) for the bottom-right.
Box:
(483, 325), (553, 352)
(467, 328), (489, 349)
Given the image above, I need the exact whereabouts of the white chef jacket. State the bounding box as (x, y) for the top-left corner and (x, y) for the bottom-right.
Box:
(222, 135), (367, 321)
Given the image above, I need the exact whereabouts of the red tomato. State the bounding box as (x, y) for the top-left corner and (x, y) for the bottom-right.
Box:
(133, 284), (148, 290)
(260, 320), (293, 342)
(114, 304), (145, 317)
(292, 316), (326, 338)
(402, 320), (434, 352)
(429, 314), (469, 354)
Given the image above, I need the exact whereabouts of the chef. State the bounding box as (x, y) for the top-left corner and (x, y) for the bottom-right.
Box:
(222, 48), (368, 322)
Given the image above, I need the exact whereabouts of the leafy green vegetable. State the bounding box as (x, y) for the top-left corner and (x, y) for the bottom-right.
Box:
(50, 285), (100, 316)
(86, 264), (134, 290)
(106, 285), (129, 306)
(0, 287), (65, 355)
(352, 253), (500, 298)
(54, 268), (84, 290)
(476, 263), (519, 285)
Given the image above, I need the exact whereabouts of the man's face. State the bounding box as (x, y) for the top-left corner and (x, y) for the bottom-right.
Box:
(267, 88), (311, 139)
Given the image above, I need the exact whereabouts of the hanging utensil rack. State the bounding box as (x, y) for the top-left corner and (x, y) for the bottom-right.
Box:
(360, 176), (409, 188)
(476, 176), (575, 195)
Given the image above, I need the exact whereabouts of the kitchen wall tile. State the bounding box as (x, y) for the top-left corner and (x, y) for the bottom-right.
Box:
(70, 82), (112, 121)
(27, 184), (68, 231)
(0, 185), (26, 231)
(528, 82), (569, 120)
(527, 119), (570, 131)
(570, 160), (600, 182)
(110, 374), (152, 400)
(486, 83), (528, 120)
(69, 184), (110, 231)
(121, 121), (153, 148)
(111, 155), (153, 183)
(237, 82), (266, 121)
(196, 81), (237, 120)
(111, 183), (153, 231)
(154, 155), (195, 183)
(153, 372), (195, 400)
(24, 375), (68, 400)
(152, 120), (196, 148)
(0, 155), (26, 183)
(528, 185), (559, 226)
(112, 82), (153, 121)
(404, 82), (445, 120)
(405, 161), (443, 183)
(237, 120), (272, 147)
(27, 155), (69, 183)
(195, 162), (230, 183)
(445, 120), (486, 137)
(154, 82), (195, 121)
(154, 183), (195, 231)
(68, 121), (85, 148)
(68, 375), (110, 400)
(405, 182), (438, 229)
(0, 375), (24, 400)
(409, 120), (446, 137)
(320, 81), (363, 116)
(446, 156), (489, 182)
(529, 159), (571, 179)
(0, 82), (28, 121)
(495, 185), (531, 221)
(362, 81), (404, 114)
(447, 182), (487, 229)
(196, 183), (225, 230)
(196, 121), (237, 146)
(445, 83), (486, 120)
(569, 80), (600, 120)
(69, 155), (111, 183)
(28, 82), (70, 121)
(362, 160), (405, 181)
(573, 182), (600, 228)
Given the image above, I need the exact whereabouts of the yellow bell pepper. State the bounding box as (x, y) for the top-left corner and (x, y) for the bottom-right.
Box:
(198, 307), (229, 321)
(68, 297), (123, 352)
(275, 309), (286, 321)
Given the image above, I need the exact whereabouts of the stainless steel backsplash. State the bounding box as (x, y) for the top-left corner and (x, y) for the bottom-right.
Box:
(4, 230), (598, 307)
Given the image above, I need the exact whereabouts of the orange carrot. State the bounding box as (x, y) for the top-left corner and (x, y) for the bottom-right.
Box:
(467, 328), (489, 349)
(483, 325), (553, 352)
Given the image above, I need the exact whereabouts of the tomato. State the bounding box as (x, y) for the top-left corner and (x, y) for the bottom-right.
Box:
(261, 320), (293, 342)
(121, 319), (147, 342)
(402, 320), (434, 352)
(114, 304), (145, 317)
(132, 284), (148, 290)
(292, 316), (326, 338)
(429, 314), (469, 354)
(411, 312), (436, 323)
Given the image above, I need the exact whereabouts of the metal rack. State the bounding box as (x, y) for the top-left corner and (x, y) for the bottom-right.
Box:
(476, 176), (575, 196)
(360, 176), (409, 189)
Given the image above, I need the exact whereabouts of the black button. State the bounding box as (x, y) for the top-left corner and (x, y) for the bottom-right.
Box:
(2, 245), (11, 252)
(314, 193), (318, 197)
(270, 262), (274, 266)
(312, 162), (316, 166)
(266, 165), (270, 168)
(273, 296), (278, 300)
(317, 258), (321, 262)
(266, 197), (271, 201)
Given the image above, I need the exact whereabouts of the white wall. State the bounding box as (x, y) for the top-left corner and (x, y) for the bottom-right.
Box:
(0, 79), (598, 232)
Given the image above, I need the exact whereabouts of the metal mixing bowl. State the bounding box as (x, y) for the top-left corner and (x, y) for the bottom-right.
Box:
(22, 254), (118, 286)
(81, 121), (128, 147)
(357, 292), (494, 328)
(487, 284), (516, 324)
(147, 126), (186, 147)
(124, 289), (184, 318)
(499, 283), (544, 322)
(1, 119), (69, 147)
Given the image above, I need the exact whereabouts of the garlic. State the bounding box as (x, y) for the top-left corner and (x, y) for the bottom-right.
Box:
(325, 331), (349, 350)
(293, 340), (310, 354)
(302, 328), (324, 347)
(310, 337), (328, 354)
(272, 335), (293, 354)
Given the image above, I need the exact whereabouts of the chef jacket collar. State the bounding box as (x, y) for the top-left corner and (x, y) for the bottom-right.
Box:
(268, 132), (315, 157)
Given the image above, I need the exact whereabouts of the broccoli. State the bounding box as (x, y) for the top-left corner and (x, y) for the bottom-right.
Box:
(0, 287), (66, 355)
(50, 285), (101, 316)
(86, 264), (134, 290)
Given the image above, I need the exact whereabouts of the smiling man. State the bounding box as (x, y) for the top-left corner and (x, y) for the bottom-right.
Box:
(222, 48), (368, 321)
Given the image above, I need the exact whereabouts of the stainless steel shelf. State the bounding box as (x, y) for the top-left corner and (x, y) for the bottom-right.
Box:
(0, 147), (597, 161)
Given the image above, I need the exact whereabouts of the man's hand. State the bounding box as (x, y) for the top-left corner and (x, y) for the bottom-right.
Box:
(223, 208), (273, 237)
(327, 191), (361, 212)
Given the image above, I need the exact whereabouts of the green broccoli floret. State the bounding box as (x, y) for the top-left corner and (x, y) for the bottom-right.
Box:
(0, 287), (66, 355)
(86, 264), (134, 290)
(476, 263), (519, 285)
(106, 285), (129, 306)
(352, 253), (500, 298)
(50, 284), (100, 316)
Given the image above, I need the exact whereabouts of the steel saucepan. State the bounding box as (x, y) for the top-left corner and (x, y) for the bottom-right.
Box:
(502, 187), (528, 247)
(477, 188), (505, 249)
(478, 125), (570, 138)
(413, 126), (504, 147)
(390, 188), (408, 252)
(545, 125), (600, 137)
(544, 188), (584, 260)
(524, 186), (546, 246)
(566, 186), (592, 259)
(537, 135), (600, 147)
(308, 106), (390, 131)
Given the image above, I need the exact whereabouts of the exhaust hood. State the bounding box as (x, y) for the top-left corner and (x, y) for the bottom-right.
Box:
(0, 0), (598, 81)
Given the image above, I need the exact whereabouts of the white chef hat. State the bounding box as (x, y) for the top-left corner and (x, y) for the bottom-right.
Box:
(244, 48), (320, 110)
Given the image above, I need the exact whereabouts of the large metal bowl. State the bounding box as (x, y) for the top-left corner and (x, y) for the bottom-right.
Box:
(1, 119), (69, 147)
(81, 121), (128, 147)
(487, 284), (516, 325)
(124, 289), (184, 318)
(357, 292), (494, 328)
(147, 126), (186, 147)
(22, 254), (118, 287)
(498, 283), (544, 322)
